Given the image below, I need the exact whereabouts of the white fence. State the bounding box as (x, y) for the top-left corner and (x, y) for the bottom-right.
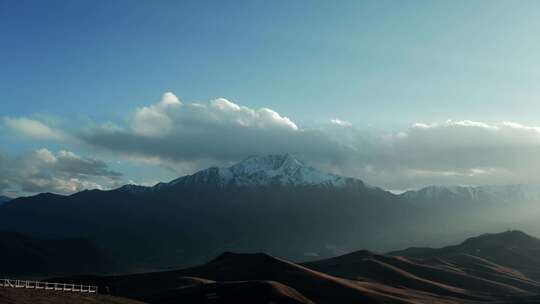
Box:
(1, 279), (97, 294)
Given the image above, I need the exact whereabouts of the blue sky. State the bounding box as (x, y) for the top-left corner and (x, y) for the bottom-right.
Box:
(2, 0), (540, 196)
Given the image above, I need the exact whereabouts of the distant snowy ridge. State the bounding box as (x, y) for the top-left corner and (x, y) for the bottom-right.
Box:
(401, 184), (540, 203)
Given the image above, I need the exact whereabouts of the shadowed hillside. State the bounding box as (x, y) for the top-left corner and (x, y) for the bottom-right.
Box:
(0, 231), (119, 278)
(57, 253), (478, 304)
(53, 231), (540, 304)
(390, 230), (540, 281)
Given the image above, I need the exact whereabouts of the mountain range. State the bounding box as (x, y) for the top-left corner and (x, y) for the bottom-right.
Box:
(57, 230), (540, 304)
(1, 154), (540, 275)
(401, 184), (540, 205)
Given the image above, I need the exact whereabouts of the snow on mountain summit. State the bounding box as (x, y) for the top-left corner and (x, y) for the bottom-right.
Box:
(400, 184), (540, 204)
(218, 154), (347, 187)
(166, 154), (349, 188)
(118, 154), (369, 193)
(228, 154), (305, 176)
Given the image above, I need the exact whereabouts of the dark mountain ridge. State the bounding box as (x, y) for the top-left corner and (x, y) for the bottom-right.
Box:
(0, 195), (12, 205)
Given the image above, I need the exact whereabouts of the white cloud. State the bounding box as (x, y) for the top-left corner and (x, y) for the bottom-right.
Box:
(34, 148), (57, 164)
(129, 92), (297, 138)
(4, 117), (65, 140)
(132, 92), (182, 137)
(131, 94), (298, 135)
(330, 119), (352, 127)
(82, 92), (310, 165)
(161, 91), (182, 106)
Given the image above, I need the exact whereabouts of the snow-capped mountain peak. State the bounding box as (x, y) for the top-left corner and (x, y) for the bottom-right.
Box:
(162, 154), (352, 188)
(118, 154), (370, 192)
(228, 154), (305, 176)
(217, 154), (347, 187)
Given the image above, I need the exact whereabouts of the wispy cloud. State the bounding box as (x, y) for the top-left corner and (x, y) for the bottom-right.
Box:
(3, 117), (66, 141)
(330, 119), (352, 127)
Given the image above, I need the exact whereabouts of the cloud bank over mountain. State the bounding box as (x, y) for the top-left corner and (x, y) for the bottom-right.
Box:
(361, 120), (540, 189)
(3, 91), (540, 194)
(79, 92), (340, 166)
